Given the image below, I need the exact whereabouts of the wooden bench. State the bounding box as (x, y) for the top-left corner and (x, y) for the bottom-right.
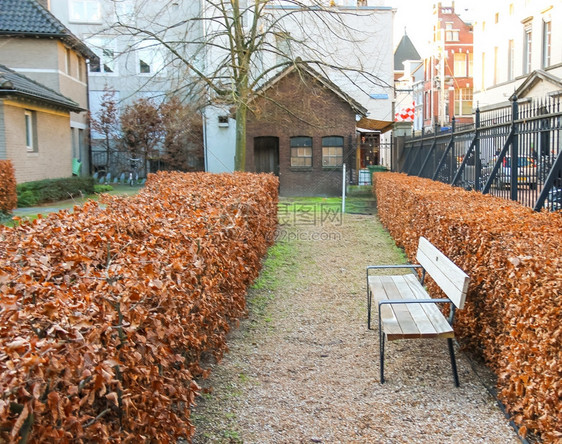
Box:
(366, 237), (470, 386)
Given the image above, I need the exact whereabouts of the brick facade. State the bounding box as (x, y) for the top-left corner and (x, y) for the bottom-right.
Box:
(246, 70), (357, 197)
(1, 100), (72, 183)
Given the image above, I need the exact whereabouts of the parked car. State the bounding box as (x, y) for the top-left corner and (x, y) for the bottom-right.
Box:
(483, 156), (537, 190)
(546, 186), (562, 211)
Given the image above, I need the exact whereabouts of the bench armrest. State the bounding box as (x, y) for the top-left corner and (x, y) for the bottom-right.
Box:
(378, 299), (456, 325)
(378, 298), (451, 306)
(366, 265), (423, 272)
(366, 264), (425, 285)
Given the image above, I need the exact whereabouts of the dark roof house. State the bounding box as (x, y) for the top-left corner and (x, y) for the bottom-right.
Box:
(0, 0), (96, 181)
(0, 64), (82, 112)
(0, 0), (97, 61)
(246, 63), (367, 196)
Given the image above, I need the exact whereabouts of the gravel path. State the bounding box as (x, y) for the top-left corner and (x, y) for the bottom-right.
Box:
(191, 212), (520, 443)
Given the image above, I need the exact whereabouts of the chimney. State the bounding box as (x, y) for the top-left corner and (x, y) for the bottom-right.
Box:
(35, 0), (50, 10)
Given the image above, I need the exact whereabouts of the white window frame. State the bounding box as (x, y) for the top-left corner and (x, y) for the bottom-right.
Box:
(454, 88), (473, 117)
(69, 0), (102, 23)
(507, 39), (515, 81)
(453, 52), (467, 77)
(87, 37), (117, 75)
(445, 22), (459, 42)
(25, 110), (36, 152)
(65, 47), (71, 75)
(542, 19), (551, 68)
(523, 25), (532, 75)
(137, 40), (166, 76)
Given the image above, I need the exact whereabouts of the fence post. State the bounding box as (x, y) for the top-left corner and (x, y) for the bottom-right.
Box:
(510, 97), (519, 201)
(474, 108), (481, 191)
(431, 117), (455, 182)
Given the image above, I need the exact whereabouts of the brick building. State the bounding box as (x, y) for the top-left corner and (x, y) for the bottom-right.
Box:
(0, 64), (83, 183)
(423, 2), (473, 130)
(0, 0), (97, 180)
(246, 64), (366, 197)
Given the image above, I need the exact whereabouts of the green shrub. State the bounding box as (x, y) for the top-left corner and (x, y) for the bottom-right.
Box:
(16, 177), (95, 207)
(94, 184), (113, 193)
(17, 190), (39, 207)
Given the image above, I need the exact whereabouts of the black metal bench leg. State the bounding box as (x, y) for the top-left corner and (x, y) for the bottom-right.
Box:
(380, 330), (385, 384)
(367, 288), (372, 330)
(448, 338), (460, 387)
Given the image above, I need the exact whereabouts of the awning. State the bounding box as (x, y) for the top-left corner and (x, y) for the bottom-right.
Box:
(356, 117), (394, 133)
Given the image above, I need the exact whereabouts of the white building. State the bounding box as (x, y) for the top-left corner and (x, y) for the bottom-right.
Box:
(473, 0), (562, 109)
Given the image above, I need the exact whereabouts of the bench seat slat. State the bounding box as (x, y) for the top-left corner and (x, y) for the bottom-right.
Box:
(369, 277), (404, 338)
(392, 275), (440, 336)
(401, 274), (454, 338)
(368, 275), (454, 340)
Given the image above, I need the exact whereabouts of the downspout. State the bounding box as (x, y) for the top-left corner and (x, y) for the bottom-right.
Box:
(86, 59), (92, 176)
(203, 109), (208, 171)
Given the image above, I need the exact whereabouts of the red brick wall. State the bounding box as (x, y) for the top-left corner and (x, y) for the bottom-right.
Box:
(246, 70), (357, 196)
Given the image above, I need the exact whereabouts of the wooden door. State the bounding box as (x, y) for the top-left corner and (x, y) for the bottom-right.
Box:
(254, 137), (279, 175)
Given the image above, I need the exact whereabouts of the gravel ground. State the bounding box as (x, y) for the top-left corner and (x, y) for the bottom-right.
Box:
(191, 211), (521, 444)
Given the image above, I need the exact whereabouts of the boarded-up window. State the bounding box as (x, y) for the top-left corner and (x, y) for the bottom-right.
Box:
(290, 137), (312, 167)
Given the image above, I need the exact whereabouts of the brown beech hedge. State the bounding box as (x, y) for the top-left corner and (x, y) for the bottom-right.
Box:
(373, 172), (562, 442)
(0, 161), (17, 215)
(0, 172), (278, 443)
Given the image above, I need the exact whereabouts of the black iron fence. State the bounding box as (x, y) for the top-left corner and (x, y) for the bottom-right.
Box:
(399, 96), (562, 211)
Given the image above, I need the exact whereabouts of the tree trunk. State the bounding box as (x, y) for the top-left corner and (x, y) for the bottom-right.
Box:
(235, 102), (247, 171)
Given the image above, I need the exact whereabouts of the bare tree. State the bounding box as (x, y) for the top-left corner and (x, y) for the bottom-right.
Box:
(120, 98), (163, 174)
(160, 97), (204, 171)
(89, 88), (120, 173)
(107, 0), (392, 171)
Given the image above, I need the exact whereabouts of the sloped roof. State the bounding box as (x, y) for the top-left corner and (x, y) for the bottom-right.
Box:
(0, 63), (83, 112)
(394, 33), (421, 72)
(510, 69), (562, 101)
(255, 62), (368, 116)
(0, 0), (97, 60)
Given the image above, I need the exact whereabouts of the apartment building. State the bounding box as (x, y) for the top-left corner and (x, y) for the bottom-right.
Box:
(44, 0), (203, 174)
(473, 0), (561, 108)
(422, 2), (473, 130)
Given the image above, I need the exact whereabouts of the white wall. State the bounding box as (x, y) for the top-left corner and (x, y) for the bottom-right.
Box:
(473, 0), (562, 107)
(203, 106), (236, 173)
(49, 0), (202, 110)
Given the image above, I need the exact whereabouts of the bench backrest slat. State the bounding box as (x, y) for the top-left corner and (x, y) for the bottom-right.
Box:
(416, 237), (470, 309)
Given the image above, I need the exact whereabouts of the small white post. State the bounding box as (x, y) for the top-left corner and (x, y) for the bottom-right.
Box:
(342, 163), (346, 214)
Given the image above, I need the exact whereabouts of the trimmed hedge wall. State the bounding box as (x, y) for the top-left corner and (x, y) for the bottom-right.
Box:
(0, 172), (278, 442)
(373, 172), (561, 442)
(0, 161), (17, 215)
(16, 177), (96, 207)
